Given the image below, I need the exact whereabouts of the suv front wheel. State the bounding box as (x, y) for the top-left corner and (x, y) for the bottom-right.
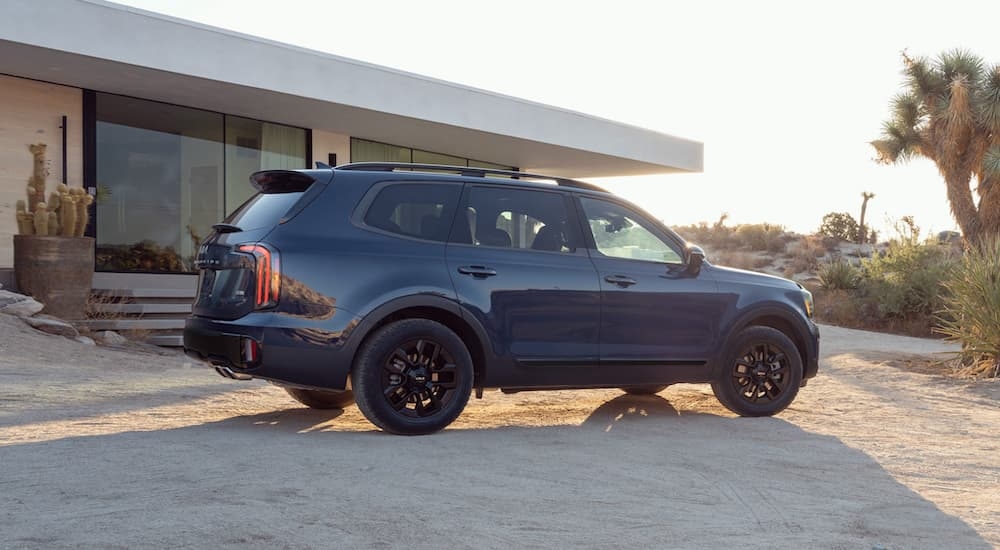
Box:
(352, 319), (474, 435)
(711, 326), (803, 417)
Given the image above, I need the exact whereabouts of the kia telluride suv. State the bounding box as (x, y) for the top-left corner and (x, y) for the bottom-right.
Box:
(184, 163), (819, 435)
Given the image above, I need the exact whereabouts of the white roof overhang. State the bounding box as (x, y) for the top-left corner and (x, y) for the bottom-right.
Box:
(0, 0), (702, 178)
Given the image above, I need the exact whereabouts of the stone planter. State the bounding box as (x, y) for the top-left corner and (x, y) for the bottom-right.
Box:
(13, 235), (94, 320)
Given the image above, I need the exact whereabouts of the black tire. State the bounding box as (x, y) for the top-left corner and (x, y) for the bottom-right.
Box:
(620, 385), (669, 395)
(711, 326), (803, 417)
(284, 387), (355, 409)
(352, 319), (473, 435)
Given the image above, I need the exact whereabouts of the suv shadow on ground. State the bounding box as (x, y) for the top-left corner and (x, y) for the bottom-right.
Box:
(1, 392), (989, 549)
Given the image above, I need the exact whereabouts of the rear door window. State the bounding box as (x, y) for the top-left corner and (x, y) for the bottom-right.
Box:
(362, 182), (462, 242)
(452, 186), (579, 253)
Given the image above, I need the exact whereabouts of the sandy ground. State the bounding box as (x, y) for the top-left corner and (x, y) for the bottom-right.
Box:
(1, 314), (998, 549)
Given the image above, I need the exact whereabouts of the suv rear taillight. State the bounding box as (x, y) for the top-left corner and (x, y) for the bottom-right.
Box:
(237, 244), (281, 309)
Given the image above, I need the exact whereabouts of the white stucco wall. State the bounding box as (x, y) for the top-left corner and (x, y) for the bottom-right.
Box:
(312, 130), (350, 167)
(0, 75), (83, 268)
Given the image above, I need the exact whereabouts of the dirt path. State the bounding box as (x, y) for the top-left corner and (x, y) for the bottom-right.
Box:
(1, 315), (998, 549)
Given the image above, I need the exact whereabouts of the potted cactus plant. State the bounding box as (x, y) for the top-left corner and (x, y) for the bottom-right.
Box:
(12, 143), (95, 320)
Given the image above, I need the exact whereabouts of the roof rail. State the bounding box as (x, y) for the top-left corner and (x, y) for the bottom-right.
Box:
(334, 162), (607, 193)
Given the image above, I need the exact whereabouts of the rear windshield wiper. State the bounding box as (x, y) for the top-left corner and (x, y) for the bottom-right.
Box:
(212, 223), (243, 234)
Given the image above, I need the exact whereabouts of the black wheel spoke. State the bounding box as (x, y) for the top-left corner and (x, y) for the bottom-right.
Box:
(428, 343), (441, 366)
(425, 388), (443, 414)
(412, 392), (426, 415)
(432, 362), (458, 389)
(414, 339), (425, 357)
(388, 349), (410, 372)
(385, 387), (410, 410)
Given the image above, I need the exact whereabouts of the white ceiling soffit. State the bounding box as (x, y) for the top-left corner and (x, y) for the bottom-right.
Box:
(0, 0), (703, 178)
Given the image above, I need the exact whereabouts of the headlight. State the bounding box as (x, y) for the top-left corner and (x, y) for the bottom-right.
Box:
(801, 288), (814, 318)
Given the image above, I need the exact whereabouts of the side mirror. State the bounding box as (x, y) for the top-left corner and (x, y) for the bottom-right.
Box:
(686, 245), (705, 275)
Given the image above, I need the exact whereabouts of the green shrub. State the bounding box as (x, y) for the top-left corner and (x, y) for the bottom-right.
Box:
(818, 259), (859, 290)
(819, 212), (859, 242)
(857, 239), (956, 318)
(935, 236), (1000, 377)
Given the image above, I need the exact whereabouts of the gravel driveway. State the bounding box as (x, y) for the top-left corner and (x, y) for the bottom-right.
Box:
(1, 315), (998, 549)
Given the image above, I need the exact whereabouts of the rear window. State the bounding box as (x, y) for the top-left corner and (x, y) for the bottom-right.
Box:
(223, 191), (305, 231)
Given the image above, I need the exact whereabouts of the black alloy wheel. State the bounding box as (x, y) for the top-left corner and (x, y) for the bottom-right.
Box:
(711, 326), (803, 417)
(352, 319), (473, 435)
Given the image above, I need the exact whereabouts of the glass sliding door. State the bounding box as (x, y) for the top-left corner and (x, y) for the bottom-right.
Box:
(93, 93), (308, 273)
(225, 116), (307, 213)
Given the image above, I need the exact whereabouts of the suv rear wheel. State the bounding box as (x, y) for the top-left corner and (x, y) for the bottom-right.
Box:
(352, 319), (473, 435)
(284, 387), (355, 409)
(711, 326), (803, 417)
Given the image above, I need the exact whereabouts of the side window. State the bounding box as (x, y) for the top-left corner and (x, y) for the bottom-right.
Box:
(454, 186), (577, 253)
(363, 183), (461, 242)
(579, 197), (683, 263)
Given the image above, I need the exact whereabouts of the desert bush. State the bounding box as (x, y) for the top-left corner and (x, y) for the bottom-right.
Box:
(713, 250), (756, 271)
(819, 212), (859, 242)
(819, 259), (860, 290)
(857, 238), (956, 319)
(785, 235), (827, 273)
(734, 223), (787, 253)
(935, 235), (1000, 377)
(673, 213), (736, 250)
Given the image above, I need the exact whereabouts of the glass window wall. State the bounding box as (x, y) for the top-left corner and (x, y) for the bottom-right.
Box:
(93, 93), (307, 273)
(350, 138), (515, 173)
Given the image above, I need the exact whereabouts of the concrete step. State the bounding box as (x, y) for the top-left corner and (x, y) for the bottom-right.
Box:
(92, 288), (195, 299)
(88, 303), (192, 315)
(78, 318), (186, 331)
(146, 334), (184, 347)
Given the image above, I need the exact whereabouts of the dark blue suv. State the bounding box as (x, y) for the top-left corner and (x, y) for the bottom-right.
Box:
(184, 163), (819, 434)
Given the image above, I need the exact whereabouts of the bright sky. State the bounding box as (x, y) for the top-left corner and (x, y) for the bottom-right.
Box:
(115, 0), (1000, 238)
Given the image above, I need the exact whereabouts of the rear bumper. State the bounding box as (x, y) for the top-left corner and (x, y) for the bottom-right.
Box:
(183, 315), (353, 390)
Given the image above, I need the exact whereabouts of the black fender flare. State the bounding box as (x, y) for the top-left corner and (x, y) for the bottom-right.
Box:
(342, 294), (495, 379)
(714, 303), (819, 379)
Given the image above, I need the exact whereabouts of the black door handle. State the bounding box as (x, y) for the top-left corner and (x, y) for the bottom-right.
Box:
(458, 265), (498, 278)
(604, 275), (637, 288)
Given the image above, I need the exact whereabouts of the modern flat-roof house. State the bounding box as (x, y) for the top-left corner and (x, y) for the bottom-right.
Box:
(0, 0), (702, 342)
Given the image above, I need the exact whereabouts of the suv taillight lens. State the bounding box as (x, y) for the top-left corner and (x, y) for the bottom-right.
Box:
(237, 244), (280, 309)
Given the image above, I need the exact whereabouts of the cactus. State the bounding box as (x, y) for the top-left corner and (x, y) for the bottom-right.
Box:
(15, 200), (33, 235)
(76, 193), (94, 237)
(15, 143), (93, 237)
(33, 203), (49, 236)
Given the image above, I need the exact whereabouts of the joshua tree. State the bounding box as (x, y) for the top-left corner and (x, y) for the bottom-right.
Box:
(858, 192), (875, 244)
(871, 49), (1000, 245)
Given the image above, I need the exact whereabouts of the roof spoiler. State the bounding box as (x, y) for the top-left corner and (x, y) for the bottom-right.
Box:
(250, 170), (316, 193)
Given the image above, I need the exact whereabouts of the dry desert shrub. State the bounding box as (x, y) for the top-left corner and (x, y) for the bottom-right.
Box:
(713, 250), (756, 271)
(785, 235), (827, 274)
